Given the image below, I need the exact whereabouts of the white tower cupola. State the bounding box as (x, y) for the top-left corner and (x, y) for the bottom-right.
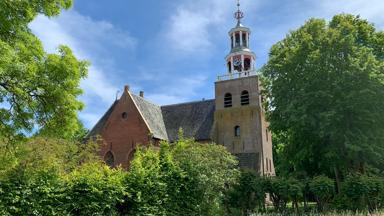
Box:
(225, 0), (256, 74)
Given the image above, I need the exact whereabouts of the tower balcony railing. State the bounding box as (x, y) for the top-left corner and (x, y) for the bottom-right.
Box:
(217, 69), (259, 81)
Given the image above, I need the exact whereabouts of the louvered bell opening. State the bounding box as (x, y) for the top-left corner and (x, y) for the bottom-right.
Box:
(224, 93), (232, 108)
(241, 90), (249, 106)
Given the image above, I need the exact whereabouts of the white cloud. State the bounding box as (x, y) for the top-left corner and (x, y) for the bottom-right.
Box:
(318, 0), (384, 28)
(29, 10), (137, 128)
(145, 75), (208, 105)
(165, 0), (234, 54)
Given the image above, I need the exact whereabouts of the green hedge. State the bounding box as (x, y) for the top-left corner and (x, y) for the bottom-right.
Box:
(1, 137), (384, 215)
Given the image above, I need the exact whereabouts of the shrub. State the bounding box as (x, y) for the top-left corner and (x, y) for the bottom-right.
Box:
(286, 178), (304, 211)
(0, 169), (64, 216)
(225, 170), (266, 215)
(309, 175), (335, 212)
(342, 174), (384, 212)
(125, 139), (239, 216)
(63, 163), (127, 216)
(266, 177), (289, 212)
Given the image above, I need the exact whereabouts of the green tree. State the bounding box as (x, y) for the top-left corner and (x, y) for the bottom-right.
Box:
(262, 14), (384, 186)
(125, 139), (239, 216)
(0, 0), (87, 141)
(309, 175), (335, 212)
(0, 137), (101, 215)
(64, 163), (127, 216)
(225, 170), (266, 215)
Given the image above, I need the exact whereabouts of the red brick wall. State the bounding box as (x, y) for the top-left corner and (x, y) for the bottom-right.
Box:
(99, 91), (151, 169)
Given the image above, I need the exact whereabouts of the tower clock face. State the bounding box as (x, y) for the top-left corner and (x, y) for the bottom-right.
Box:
(234, 58), (241, 66)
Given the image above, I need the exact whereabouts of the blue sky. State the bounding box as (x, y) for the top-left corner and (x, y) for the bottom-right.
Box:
(29, 0), (384, 129)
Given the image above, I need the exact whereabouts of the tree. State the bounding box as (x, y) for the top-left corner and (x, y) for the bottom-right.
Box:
(0, 137), (102, 215)
(125, 139), (239, 216)
(225, 170), (266, 215)
(262, 14), (384, 186)
(0, 0), (87, 142)
(309, 175), (335, 212)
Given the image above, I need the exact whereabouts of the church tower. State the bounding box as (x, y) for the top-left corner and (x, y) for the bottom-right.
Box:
(226, 2), (256, 74)
(214, 1), (275, 175)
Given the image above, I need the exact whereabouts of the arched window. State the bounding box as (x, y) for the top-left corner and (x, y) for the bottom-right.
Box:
(224, 93), (232, 108)
(104, 151), (115, 168)
(227, 61), (232, 73)
(241, 90), (250, 106)
(235, 33), (240, 47)
(244, 58), (251, 71)
(242, 33), (247, 47)
(234, 126), (240, 137)
(127, 149), (136, 168)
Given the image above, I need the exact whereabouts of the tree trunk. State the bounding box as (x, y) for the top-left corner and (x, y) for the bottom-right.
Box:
(334, 166), (341, 194)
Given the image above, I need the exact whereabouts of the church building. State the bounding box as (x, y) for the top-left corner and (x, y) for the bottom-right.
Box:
(88, 2), (275, 176)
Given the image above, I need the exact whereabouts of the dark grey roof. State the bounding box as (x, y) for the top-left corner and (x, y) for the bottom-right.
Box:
(88, 94), (215, 143)
(161, 100), (215, 142)
(131, 94), (168, 140)
(87, 100), (119, 138)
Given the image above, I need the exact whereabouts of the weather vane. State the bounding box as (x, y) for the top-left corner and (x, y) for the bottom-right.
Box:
(234, 0), (244, 25)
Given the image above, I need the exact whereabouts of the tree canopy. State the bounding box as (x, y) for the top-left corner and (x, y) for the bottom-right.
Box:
(262, 14), (384, 179)
(0, 0), (87, 141)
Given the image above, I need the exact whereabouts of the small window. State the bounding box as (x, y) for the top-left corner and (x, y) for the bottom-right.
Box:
(224, 93), (232, 108)
(266, 129), (269, 142)
(244, 58), (251, 71)
(122, 112), (128, 119)
(227, 61), (232, 72)
(241, 90), (249, 106)
(235, 33), (240, 47)
(234, 126), (240, 137)
(242, 33), (247, 47)
(104, 151), (115, 168)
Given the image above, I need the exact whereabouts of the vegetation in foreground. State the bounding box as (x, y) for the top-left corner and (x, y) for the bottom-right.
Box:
(0, 136), (383, 215)
(0, 0), (384, 215)
(0, 136), (240, 215)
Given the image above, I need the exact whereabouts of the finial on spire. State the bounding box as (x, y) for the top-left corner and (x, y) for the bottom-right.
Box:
(234, 0), (244, 26)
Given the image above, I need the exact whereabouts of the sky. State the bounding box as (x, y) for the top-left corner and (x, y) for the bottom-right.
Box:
(29, 0), (384, 129)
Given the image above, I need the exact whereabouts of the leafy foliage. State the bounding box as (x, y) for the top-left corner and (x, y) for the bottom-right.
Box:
(309, 175), (335, 211)
(125, 139), (239, 216)
(225, 170), (266, 215)
(0, 0), (87, 141)
(0, 137), (127, 215)
(341, 174), (384, 212)
(265, 176), (304, 213)
(262, 14), (384, 179)
(63, 163), (127, 216)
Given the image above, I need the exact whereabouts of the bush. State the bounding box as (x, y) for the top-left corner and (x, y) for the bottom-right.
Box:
(0, 137), (106, 216)
(341, 174), (384, 212)
(63, 163), (127, 216)
(225, 170), (266, 215)
(125, 139), (239, 216)
(265, 177), (303, 212)
(286, 178), (304, 211)
(309, 175), (335, 212)
(0, 169), (64, 216)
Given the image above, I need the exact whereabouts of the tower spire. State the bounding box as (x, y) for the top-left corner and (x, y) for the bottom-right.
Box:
(234, 0), (244, 26)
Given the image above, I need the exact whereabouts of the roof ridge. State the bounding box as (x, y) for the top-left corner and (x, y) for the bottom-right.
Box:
(161, 99), (215, 108)
(131, 93), (161, 108)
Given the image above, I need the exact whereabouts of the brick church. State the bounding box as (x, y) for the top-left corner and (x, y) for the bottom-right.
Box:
(88, 2), (275, 176)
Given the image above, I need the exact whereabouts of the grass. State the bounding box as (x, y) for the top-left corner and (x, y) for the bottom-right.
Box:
(252, 211), (384, 216)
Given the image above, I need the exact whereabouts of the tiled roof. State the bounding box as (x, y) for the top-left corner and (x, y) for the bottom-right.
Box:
(131, 94), (168, 140)
(161, 100), (215, 142)
(87, 100), (119, 138)
(88, 93), (215, 143)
